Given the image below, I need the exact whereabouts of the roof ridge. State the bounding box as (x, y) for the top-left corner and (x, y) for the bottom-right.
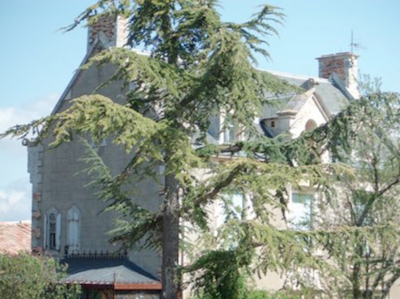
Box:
(262, 69), (331, 83)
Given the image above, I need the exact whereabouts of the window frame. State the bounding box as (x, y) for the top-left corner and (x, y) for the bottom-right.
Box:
(43, 207), (61, 251)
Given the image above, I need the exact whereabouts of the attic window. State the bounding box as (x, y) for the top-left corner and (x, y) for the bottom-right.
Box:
(90, 138), (107, 148)
(271, 121), (275, 128)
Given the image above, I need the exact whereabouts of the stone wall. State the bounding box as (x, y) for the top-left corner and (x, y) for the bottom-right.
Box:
(30, 61), (161, 276)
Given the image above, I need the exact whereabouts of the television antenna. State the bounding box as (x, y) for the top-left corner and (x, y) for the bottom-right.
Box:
(350, 30), (367, 54)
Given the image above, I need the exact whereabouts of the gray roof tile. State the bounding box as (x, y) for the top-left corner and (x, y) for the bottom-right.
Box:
(61, 258), (160, 285)
(261, 72), (350, 119)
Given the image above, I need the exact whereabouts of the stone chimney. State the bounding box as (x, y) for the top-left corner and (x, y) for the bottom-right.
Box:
(87, 14), (128, 51)
(316, 52), (359, 99)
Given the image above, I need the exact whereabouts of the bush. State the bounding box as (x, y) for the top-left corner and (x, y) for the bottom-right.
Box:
(248, 290), (304, 299)
(0, 253), (81, 299)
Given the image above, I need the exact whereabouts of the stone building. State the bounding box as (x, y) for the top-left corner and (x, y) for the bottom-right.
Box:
(25, 15), (366, 299)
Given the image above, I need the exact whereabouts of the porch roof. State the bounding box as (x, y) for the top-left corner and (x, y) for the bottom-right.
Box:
(62, 257), (161, 290)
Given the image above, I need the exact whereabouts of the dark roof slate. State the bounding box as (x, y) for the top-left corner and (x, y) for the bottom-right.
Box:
(61, 258), (160, 285)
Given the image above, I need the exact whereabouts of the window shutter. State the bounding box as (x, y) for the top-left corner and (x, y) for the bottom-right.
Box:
(67, 206), (80, 254)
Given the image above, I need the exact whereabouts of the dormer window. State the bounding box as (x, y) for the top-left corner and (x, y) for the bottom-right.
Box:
(89, 137), (108, 149)
(260, 119), (276, 138)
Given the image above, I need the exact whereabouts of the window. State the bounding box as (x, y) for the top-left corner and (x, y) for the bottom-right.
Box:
(89, 137), (107, 148)
(49, 213), (57, 249)
(289, 193), (313, 230)
(223, 123), (236, 144)
(43, 208), (61, 251)
(214, 192), (246, 249)
(224, 192), (246, 221)
(305, 119), (317, 132)
(67, 205), (81, 254)
(219, 112), (242, 144)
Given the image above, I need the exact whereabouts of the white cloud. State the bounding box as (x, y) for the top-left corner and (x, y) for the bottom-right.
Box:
(0, 93), (59, 221)
(0, 93), (58, 153)
(0, 177), (31, 221)
(0, 93), (58, 137)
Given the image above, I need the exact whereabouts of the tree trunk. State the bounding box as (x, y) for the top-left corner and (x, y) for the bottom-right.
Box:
(162, 173), (180, 299)
(352, 264), (361, 299)
(352, 242), (362, 299)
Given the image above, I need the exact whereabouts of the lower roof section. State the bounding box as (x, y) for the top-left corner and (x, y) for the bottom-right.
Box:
(61, 256), (161, 290)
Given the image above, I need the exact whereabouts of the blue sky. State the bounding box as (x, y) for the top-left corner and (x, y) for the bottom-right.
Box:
(0, 0), (399, 221)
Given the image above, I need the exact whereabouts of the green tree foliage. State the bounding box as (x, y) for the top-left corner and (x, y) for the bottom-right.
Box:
(187, 250), (249, 299)
(247, 290), (303, 299)
(313, 85), (400, 299)
(0, 253), (81, 299)
(3, 1), (399, 299)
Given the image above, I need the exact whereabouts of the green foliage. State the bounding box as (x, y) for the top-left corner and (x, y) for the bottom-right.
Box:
(0, 253), (81, 299)
(190, 275), (307, 299)
(313, 89), (400, 298)
(2, 0), (400, 298)
(247, 290), (303, 299)
(186, 250), (249, 299)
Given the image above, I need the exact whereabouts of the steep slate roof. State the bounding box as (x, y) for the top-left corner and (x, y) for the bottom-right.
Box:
(62, 257), (160, 288)
(261, 71), (350, 119)
(0, 221), (31, 255)
(51, 37), (106, 115)
(51, 39), (150, 116)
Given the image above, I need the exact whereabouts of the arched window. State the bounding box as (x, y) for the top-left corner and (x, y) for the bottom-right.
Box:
(67, 205), (81, 254)
(44, 207), (61, 251)
(305, 119), (317, 132)
(49, 213), (57, 249)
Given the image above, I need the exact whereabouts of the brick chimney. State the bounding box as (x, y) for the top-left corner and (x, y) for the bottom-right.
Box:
(316, 52), (359, 99)
(87, 14), (128, 51)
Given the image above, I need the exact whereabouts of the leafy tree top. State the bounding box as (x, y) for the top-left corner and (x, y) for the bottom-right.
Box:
(2, 1), (400, 298)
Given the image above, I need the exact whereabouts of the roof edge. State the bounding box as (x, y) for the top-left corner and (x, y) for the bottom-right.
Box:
(330, 72), (356, 101)
(265, 69), (331, 84)
(51, 36), (112, 115)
